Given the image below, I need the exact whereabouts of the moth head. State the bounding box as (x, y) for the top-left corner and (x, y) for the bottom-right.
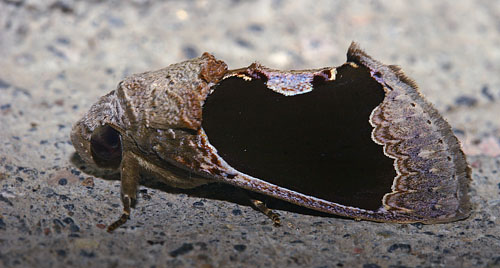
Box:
(71, 91), (123, 170)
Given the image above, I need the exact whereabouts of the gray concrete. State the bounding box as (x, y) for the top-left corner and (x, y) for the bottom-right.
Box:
(1, 0), (500, 267)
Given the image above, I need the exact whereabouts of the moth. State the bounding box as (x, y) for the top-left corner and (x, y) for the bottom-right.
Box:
(71, 42), (471, 232)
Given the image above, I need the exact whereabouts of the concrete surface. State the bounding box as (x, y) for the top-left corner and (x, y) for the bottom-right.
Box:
(1, 0), (500, 267)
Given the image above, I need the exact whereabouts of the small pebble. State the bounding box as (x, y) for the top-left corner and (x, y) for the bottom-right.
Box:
(58, 178), (68, 185)
(233, 244), (246, 252)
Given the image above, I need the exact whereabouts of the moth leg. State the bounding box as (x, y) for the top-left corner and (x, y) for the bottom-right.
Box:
(107, 152), (139, 232)
(250, 199), (281, 226)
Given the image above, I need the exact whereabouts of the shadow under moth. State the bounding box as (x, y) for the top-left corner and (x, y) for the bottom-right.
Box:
(71, 42), (471, 232)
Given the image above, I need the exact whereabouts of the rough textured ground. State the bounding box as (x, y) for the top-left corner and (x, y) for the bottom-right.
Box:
(1, 0), (500, 267)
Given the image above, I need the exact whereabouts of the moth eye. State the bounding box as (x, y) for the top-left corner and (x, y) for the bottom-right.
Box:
(90, 125), (122, 169)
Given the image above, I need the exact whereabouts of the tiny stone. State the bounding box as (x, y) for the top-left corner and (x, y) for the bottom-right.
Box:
(452, 128), (465, 136)
(454, 95), (478, 107)
(53, 219), (65, 227)
(193, 201), (204, 207)
(233, 244), (246, 252)
(0, 104), (11, 110)
(481, 85), (494, 101)
(62, 217), (74, 225)
(47, 45), (67, 60)
(69, 224), (80, 232)
(169, 243), (194, 257)
(79, 250), (95, 258)
(387, 243), (411, 253)
(232, 209), (242, 215)
(50, 1), (74, 14)
(0, 79), (11, 88)
(56, 37), (70, 45)
(0, 195), (13, 206)
(248, 24), (263, 32)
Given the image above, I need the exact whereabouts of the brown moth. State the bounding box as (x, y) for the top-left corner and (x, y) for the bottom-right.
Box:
(71, 42), (471, 232)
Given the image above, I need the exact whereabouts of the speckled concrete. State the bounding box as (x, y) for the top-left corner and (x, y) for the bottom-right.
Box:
(1, 0), (500, 267)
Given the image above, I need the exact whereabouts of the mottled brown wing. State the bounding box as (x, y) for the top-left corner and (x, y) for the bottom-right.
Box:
(196, 43), (471, 223)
